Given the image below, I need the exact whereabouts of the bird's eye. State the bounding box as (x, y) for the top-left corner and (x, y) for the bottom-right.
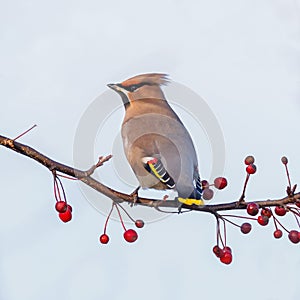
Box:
(129, 85), (137, 92)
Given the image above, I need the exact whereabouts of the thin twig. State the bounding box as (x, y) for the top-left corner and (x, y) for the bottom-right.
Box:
(13, 124), (37, 141)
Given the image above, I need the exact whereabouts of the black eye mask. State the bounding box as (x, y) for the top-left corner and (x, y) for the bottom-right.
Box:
(118, 82), (149, 92)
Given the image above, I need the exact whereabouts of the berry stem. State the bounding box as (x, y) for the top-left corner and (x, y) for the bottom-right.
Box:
(56, 176), (67, 202)
(272, 214), (279, 230)
(115, 203), (136, 222)
(221, 216), (241, 228)
(239, 173), (250, 203)
(216, 217), (224, 248)
(221, 214), (257, 221)
(115, 203), (127, 231)
(57, 173), (78, 180)
(288, 207), (300, 218)
(53, 174), (62, 202)
(272, 216), (290, 233)
(103, 203), (115, 234)
(221, 218), (227, 246)
(289, 208), (300, 228)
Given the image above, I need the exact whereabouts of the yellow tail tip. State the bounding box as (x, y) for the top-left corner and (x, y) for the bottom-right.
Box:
(177, 197), (204, 206)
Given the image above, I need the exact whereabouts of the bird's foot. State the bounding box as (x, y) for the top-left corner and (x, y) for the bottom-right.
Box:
(130, 186), (140, 207)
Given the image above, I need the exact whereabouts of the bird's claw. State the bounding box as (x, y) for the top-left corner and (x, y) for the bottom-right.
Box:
(130, 186), (140, 207)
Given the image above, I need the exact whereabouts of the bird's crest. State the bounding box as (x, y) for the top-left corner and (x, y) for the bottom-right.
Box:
(121, 73), (169, 87)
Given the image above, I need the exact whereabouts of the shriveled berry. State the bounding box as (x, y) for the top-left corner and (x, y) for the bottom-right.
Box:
(247, 202), (259, 216)
(201, 180), (209, 189)
(58, 209), (72, 223)
(288, 230), (300, 244)
(220, 252), (232, 265)
(241, 222), (252, 234)
(135, 220), (144, 228)
(281, 156), (288, 165)
(257, 215), (269, 226)
(213, 177), (228, 190)
(295, 201), (300, 208)
(67, 204), (72, 212)
(273, 229), (283, 239)
(99, 234), (109, 244)
(124, 229), (138, 243)
(246, 164), (257, 174)
(213, 245), (221, 257)
(55, 201), (67, 213)
(203, 188), (214, 200)
(244, 155), (255, 165)
(261, 208), (272, 218)
(275, 206), (286, 216)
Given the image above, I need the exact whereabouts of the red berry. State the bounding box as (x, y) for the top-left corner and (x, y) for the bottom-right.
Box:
(220, 252), (232, 265)
(213, 245), (221, 257)
(241, 222), (252, 234)
(244, 155), (255, 165)
(58, 209), (72, 223)
(296, 201), (300, 208)
(223, 246), (232, 253)
(281, 156), (288, 165)
(99, 234), (109, 244)
(55, 201), (67, 213)
(247, 202), (259, 216)
(67, 204), (72, 212)
(201, 180), (209, 189)
(261, 208), (272, 218)
(257, 215), (269, 226)
(124, 229), (138, 243)
(273, 229), (283, 239)
(246, 164), (257, 174)
(275, 206), (286, 216)
(213, 177), (228, 190)
(135, 220), (144, 228)
(203, 188), (214, 200)
(288, 230), (300, 244)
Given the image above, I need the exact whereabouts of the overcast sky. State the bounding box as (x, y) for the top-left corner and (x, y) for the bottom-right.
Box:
(1, 1), (300, 300)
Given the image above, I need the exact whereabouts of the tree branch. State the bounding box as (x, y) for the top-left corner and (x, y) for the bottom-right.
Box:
(0, 134), (299, 214)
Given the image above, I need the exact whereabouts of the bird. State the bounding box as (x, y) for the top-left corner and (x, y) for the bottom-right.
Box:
(107, 73), (203, 206)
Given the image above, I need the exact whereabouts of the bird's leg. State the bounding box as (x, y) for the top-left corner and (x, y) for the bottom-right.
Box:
(130, 186), (140, 206)
(177, 203), (183, 214)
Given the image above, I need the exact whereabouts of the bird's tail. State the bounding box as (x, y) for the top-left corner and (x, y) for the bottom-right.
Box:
(193, 174), (203, 200)
(177, 174), (204, 206)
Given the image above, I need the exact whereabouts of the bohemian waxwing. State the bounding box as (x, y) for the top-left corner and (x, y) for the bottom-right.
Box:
(107, 73), (203, 206)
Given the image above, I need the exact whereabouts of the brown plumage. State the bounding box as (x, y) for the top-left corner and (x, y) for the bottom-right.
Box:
(107, 73), (202, 200)
(120, 73), (169, 87)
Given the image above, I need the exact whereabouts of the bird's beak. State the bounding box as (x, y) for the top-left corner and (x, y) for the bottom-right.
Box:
(107, 83), (118, 91)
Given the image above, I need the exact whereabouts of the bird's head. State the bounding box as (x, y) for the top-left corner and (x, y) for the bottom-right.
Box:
(107, 73), (169, 108)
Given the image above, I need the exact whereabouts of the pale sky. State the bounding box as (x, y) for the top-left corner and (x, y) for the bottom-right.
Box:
(1, 1), (300, 300)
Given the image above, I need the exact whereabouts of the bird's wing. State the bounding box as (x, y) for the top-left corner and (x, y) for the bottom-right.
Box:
(142, 157), (175, 189)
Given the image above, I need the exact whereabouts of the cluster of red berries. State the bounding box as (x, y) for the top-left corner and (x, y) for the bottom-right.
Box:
(55, 201), (72, 222)
(213, 245), (233, 265)
(240, 156), (300, 244)
(201, 177), (228, 200)
(53, 174), (73, 223)
(99, 203), (144, 244)
(244, 155), (256, 174)
(211, 155), (300, 265)
(245, 201), (300, 243)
